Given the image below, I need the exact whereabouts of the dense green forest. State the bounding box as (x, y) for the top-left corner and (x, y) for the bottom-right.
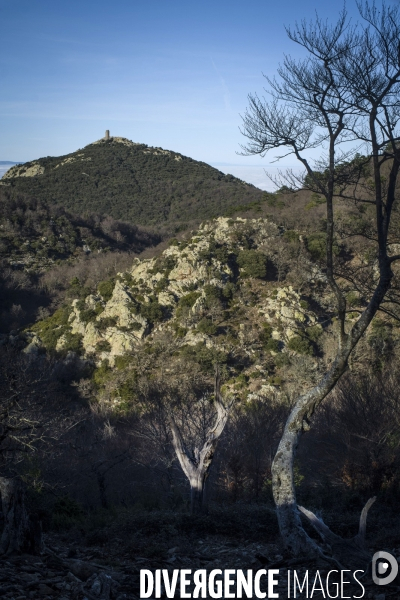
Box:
(1, 137), (265, 228)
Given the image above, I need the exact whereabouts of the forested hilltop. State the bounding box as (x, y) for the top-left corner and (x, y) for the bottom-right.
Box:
(1, 137), (264, 228)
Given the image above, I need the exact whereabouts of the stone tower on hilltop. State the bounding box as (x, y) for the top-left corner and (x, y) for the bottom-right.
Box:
(104, 130), (110, 140)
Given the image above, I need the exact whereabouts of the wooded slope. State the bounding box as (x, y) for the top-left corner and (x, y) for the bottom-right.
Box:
(1, 138), (264, 228)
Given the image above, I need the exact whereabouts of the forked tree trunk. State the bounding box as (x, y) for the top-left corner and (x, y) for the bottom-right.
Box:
(169, 368), (232, 515)
(0, 477), (42, 555)
(272, 354), (349, 557)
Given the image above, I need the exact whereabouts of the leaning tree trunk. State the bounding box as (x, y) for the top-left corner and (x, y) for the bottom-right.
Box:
(271, 353), (350, 557)
(272, 267), (393, 559)
(0, 477), (42, 555)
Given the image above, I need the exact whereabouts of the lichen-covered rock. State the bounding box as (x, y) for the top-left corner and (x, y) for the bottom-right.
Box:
(99, 280), (144, 330)
(157, 291), (177, 306)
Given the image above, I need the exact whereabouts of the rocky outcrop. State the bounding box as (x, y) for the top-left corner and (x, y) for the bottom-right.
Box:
(2, 161), (44, 179)
(29, 217), (336, 398)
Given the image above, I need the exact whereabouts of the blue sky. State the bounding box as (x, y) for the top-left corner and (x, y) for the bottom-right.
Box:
(0, 0), (365, 187)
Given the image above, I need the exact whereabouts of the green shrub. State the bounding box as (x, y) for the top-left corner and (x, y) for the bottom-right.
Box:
(140, 298), (164, 323)
(198, 241), (231, 264)
(287, 335), (313, 355)
(346, 291), (360, 307)
(179, 291), (201, 308)
(97, 316), (118, 330)
(149, 255), (177, 276)
(306, 325), (323, 341)
(114, 355), (133, 370)
(283, 230), (298, 243)
(122, 273), (134, 286)
(75, 299), (86, 312)
(259, 322), (273, 343)
(69, 277), (81, 287)
(259, 323), (280, 351)
(92, 360), (111, 386)
(80, 308), (98, 324)
(128, 301), (140, 315)
(98, 280), (115, 301)
(30, 305), (72, 350)
(180, 343), (227, 373)
(306, 233), (326, 261)
(235, 373), (249, 388)
(203, 284), (222, 301)
(306, 233), (339, 261)
(163, 256), (177, 273)
(96, 340), (111, 352)
(155, 277), (169, 292)
(176, 292), (201, 318)
(115, 374), (138, 406)
(222, 282), (236, 301)
(173, 325), (187, 338)
(197, 318), (218, 336)
(67, 280), (92, 299)
(237, 250), (267, 279)
(264, 338), (280, 352)
(62, 332), (83, 354)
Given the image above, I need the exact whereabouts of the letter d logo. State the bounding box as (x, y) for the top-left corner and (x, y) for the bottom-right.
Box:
(372, 551), (398, 586)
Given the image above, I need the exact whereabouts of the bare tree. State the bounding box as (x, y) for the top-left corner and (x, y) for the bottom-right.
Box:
(241, 1), (400, 560)
(168, 368), (234, 514)
(135, 366), (234, 514)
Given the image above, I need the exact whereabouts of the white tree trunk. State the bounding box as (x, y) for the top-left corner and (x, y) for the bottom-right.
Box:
(272, 271), (392, 558)
(169, 368), (232, 515)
